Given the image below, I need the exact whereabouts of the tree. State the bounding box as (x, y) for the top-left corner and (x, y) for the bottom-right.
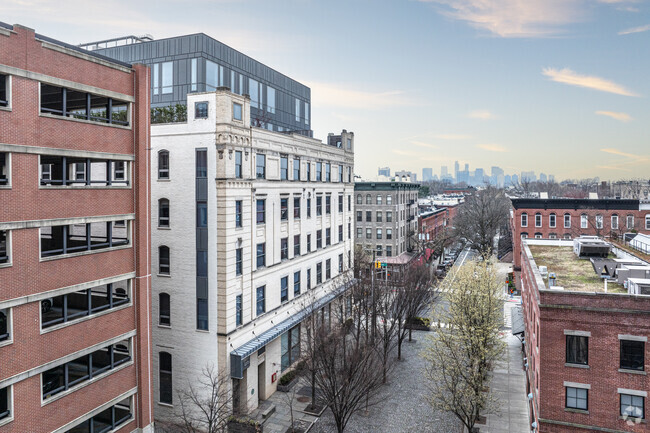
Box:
(311, 322), (384, 433)
(453, 186), (510, 255)
(424, 259), (505, 433)
(158, 364), (232, 433)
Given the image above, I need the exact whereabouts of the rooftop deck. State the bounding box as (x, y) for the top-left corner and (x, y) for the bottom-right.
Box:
(529, 246), (626, 293)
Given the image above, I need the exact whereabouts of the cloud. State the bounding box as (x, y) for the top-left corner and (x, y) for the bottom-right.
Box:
(468, 110), (496, 120)
(434, 133), (473, 140)
(417, 0), (583, 37)
(305, 81), (418, 110)
(618, 24), (650, 35)
(595, 111), (633, 122)
(600, 148), (637, 158)
(411, 141), (440, 149)
(476, 143), (506, 152)
(542, 68), (639, 97)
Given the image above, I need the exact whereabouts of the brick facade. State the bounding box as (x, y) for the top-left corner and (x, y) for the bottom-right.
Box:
(0, 24), (152, 432)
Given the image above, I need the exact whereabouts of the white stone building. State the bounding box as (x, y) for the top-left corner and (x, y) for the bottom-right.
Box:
(150, 89), (355, 417)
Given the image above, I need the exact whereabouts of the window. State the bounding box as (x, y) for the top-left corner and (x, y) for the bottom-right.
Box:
(307, 198), (312, 218)
(233, 102), (243, 121)
(386, 246), (392, 257)
(326, 259), (331, 279)
(377, 229), (382, 240)
(316, 196), (322, 216)
(535, 213), (542, 227)
(348, 195), (351, 211)
(581, 214), (588, 229)
(281, 238), (289, 260)
(387, 228), (392, 240)
(326, 195), (331, 214)
(386, 195), (392, 205)
(40, 83), (130, 126)
(627, 215), (635, 229)
(366, 228), (372, 239)
(158, 245), (170, 275)
(191, 58), (198, 91)
(317, 230), (322, 249)
(566, 335), (588, 365)
(0, 74), (8, 107)
(386, 211), (392, 222)
(267, 86), (276, 113)
(256, 199), (266, 224)
(357, 211), (362, 222)
(338, 253), (343, 273)
(159, 352), (172, 404)
(376, 245), (383, 257)
(294, 271), (301, 296)
(339, 164), (343, 182)
(564, 213), (571, 228)
(281, 325), (300, 371)
(549, 213), (556, 228)
(236, 295), (242, 326)
(195, 101), (208, 118)
(291, 197), (300, 220)
(235, 151), (242, 178)
(306, 162), (311, 181)
(158, 199), (170, 228)
(326, 228), (331, 246)
(0, 230), (8, 265)
(295, 99), (301, 122)
(0, 385), (9, 422)
(159, 293), (171, 326)
(305, 102), (309, 124)
(40, 221), (129, 258)
(339, 225), (343, 242)
(339, 194), (344, 213)
(38, 156), (129, 187)
(236, 248), (243, 276)
(621, 394), (644, 420)
(595, 214), (603, 229)
(256, 286), (266, 315)
(66, 397), (133, 432)
(521, 213), (528, 227)
(161, 61), (173, 94)
(281, 276), (289, 302)
(566, 387), (588, 410)
(357, 194), (362, 205)
(281, 155), (288, 180)
(42, 281), (130, 329)
(234, 200), (243, 228)
(307, 234), (312, 252)
(294, 235), (301, 256)
(646, 214), (650, 230)
(366, 211), (372, 222)
(377, 195), (383, 205)
(0, 309), (9, 342)
(366, 194), (372, 204)
(348, 222), (351, 239)
(620, 339), (644, 371)
(158, 150), (169, 179)
(316, 263), (322, 284)
(612, 214), (619, 230)
(316, 162), (322, 181)
(256, 243), (266, 268)
(256, 154), (266, 179)
(42, 340), (131, 400)
(0, 153), (8, 186)
(249, 78), (260, 108)
(307, 268), (312, 290)
(290, 158), (299, 181)
(357, 228), (362, 238)
(377, 211), (382, 222)
(281, 198), (289, 221)
(348, 167), (352, 183)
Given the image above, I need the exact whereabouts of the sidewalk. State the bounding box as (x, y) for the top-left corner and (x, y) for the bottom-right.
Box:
(249, 381), (319, 433)
(480, 298), (530, 433)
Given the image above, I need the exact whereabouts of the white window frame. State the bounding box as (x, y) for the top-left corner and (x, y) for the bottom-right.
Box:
(535, 213), (542, 228)
(581, 214), (588, 229)
(611, 214), (619, 230)
(595, 215), (603, 229)
(627, 215), (635, 229)
(521, 213), (528, 228)
(646, 214), (650, 230)
(161, 61), (173, 94)
(549, 213), (556, 228)
(564, 213), (571, 228)
(0, 74), (12, 111)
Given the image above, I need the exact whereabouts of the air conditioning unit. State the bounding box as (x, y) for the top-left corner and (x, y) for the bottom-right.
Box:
(539, 266), (548, 278)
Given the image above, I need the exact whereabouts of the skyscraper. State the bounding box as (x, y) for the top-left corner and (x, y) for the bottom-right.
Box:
(422, 168), (433, 182)
(378, 166), (391, 177)
(454, 161), (459, 183)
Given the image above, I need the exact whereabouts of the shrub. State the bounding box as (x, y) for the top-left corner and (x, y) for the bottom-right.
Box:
(408, 317), (430, 327)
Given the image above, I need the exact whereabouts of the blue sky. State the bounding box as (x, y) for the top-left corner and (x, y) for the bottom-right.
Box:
(3, 0), (648, 181)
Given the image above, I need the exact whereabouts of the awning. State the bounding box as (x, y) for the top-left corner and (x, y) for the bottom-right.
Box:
(511, 305), (525, 336)
(230, 279), (355, 379)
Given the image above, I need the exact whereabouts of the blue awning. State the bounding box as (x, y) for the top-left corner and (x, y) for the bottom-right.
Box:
(230, 280), (355, 378)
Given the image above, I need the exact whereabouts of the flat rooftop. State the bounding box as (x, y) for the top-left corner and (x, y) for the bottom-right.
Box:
(529, 245), (626, 294)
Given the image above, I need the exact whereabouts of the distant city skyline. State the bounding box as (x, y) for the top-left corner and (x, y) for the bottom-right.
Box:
(4, 0), (648, 181)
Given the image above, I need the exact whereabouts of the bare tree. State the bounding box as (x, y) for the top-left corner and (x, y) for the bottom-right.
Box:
(424, 259), (505, 433)
(158, 364), (232, 433)
(454, 187), (510, 255)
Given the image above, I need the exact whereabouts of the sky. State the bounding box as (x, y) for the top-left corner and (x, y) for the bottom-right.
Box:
(3, 0), (649, 181)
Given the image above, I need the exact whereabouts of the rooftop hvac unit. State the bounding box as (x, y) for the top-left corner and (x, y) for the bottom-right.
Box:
(539, 266), (548, 278)
(548, 272), (556, 287)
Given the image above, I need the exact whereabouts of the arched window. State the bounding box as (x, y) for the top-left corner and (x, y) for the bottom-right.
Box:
(159, 246), (170, 275)
(549, 213), (556, 228)
(159, 352), (172, 404)
(627, 215), (635, 229)
(611, 214), (619, 230)
(564, 213), (571, 228)
(159, 293), (170, 326)
(580, 214), (588, 229)
(535, 213), (542, 228)
(356, 194), (362, 205)
(595, 214), (603, 229)
(376, 195), (382, 205)
(366, 194), (371, 205)
(521, 232), (528, 239)
(158, 150), (169, 179)
(158, 198), (169, 228)
(521, 213), (528, 228)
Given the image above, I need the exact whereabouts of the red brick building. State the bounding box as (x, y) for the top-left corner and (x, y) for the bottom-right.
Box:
(511, 198), (650, 269)
(520, 240), (650, 433)
(0, 24), (153, 432)
(419, 208), (448, 242)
